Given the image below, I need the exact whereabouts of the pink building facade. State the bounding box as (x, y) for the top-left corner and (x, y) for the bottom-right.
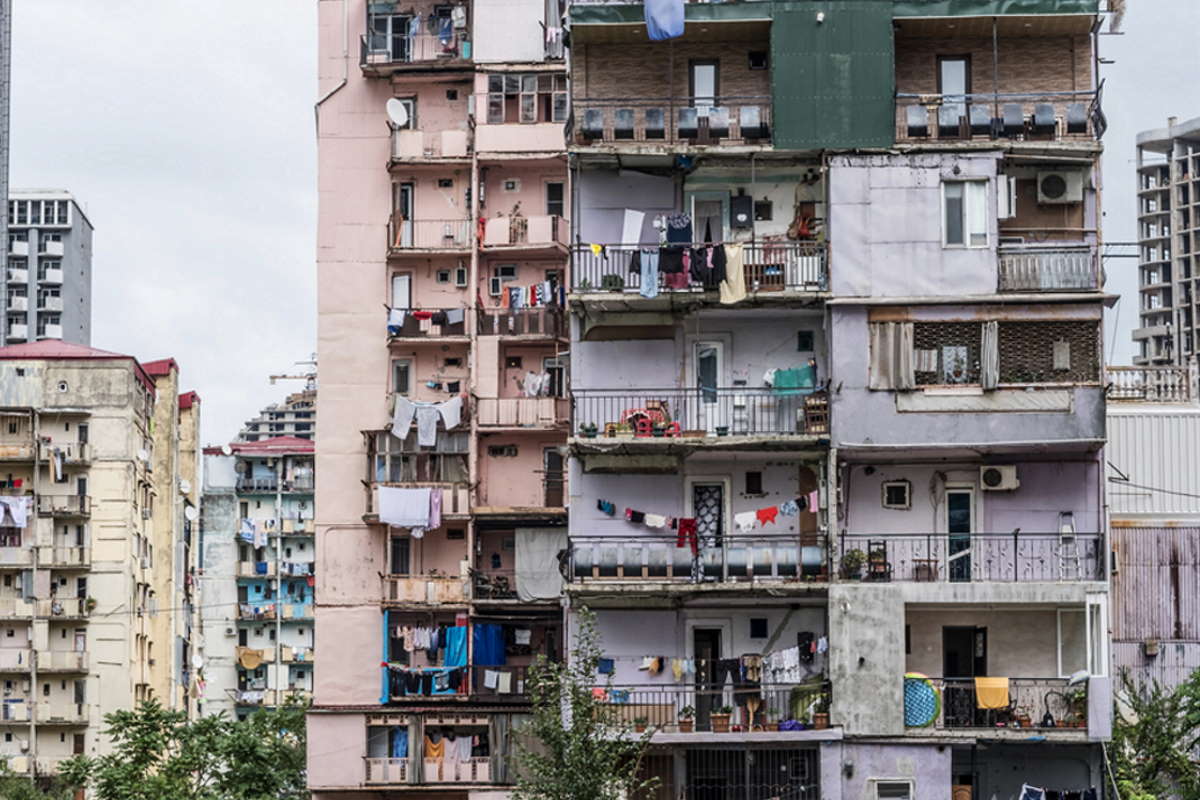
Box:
(312, 0), (567, 796)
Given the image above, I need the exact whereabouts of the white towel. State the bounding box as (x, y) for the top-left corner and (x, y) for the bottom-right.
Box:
(416, 406), (441, 447)
(388, 308), (406, 328)
(391, 395), (417, 437)
(497, 671), (513, 694)
(379, 487), (432, 528)
(734, 511), (757, 533)
(484, 669), (499, 690)
(438, 396), (463, 430)
(445, 308), (465, 325)
(644, 513), (667, 529)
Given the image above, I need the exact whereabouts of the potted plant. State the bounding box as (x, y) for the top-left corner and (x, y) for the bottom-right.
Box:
(633, 716), (649, 733)
(1065, 687), (1087, 728)
(652, 422), (668, 438)
(84, 597), (97, 614)
(677, 705), (695, 733)
(839, 549), (866, 580)
(710, 706), (734, 733)
(715, 425), (730, 437)
(600, 273), (625, 291)
(579, 422), (598, 439)
(812, 693), (830, 730)
(762, 712), (779, 732)
(615, 423), (634, 440)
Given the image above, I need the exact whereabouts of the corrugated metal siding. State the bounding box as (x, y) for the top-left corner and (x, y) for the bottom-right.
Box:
(1107, 410), (1200, 517)
(1113, 641), (1200, 691)
(893, 0), (1100, 16)
(1111, 527), (1200, 640)
(771, 1), (894, 150)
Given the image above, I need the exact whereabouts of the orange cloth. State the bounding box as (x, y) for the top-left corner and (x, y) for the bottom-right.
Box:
(424, 735), (445, 760)
(974, 676), (1010, 710)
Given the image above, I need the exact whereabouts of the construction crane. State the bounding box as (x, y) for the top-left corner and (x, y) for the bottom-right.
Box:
(270, 354), (318, 392)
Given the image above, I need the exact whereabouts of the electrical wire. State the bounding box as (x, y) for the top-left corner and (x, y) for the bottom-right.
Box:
(1106, 477), (1200, 500)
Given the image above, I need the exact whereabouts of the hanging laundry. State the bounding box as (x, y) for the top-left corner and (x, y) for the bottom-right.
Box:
(676, 518), (698, 554)
(428, 489), (442, 531)
(392, 395), (417, 435)
(412, 310), (434, 320)
(807, 489), (820, 512)
(720, 243), (747, 304)
(778, 499), (800, 516)
(756, 506), (779, 526)
(589, 243), (604, 257)
(445, 308), (465, 325)
(597, 500), (616, 516)
(415, 406), (441, 447)
(734, 511), (757, 533)
(644, 513), (667, 529)
(438, 395), (463, 430)
(625, 509), (646, 524)
(387, 308), (406, 336)
(639, 249), (659, 299)
(597, 658), (615, 675)
(378, 487), (432, 528)
(644, 0), (684, 41)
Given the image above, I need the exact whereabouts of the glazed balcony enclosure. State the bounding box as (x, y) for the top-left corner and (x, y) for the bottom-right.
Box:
(997, 244), (1098, 293)
(359, 3), (471, 77)
(569, 534), (827, 584)
(363, 712), (524, 788)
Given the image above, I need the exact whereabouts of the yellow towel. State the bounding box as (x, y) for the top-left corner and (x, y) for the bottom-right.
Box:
(974, 676), (1010, 709)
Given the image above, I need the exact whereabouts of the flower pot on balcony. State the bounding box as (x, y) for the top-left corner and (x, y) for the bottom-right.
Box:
(710, 713), (732, 733)
(812, 712), (829, 730)
(677, 719), (694, 733)
(762, 721), (779, 732)
(715, 426), (729, 437)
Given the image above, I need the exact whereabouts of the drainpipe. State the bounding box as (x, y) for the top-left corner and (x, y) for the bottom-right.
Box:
(29, 409), (38, 780)
(274, 459), (283, 706)
(314, 0), (350, 135)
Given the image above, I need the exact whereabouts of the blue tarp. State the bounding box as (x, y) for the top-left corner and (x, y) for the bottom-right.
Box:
(472, 623), (506, 666)
(644, 0), (684, 40)
(444, 625), (469, 667)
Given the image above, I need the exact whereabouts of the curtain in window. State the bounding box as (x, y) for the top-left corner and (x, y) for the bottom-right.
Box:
(981, 321), (999, 390)
(868, 322), (915, 390)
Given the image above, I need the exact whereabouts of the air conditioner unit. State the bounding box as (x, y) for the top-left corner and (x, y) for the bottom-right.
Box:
(1037, 171), (1084, 204)
(224, 626), (235, 637)
(980, 465), (1020, 491)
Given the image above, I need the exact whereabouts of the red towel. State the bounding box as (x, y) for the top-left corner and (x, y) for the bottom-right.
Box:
(411, 310), (433, 320)
(756, 506), (779, 526)
(676, 518), (698, 554)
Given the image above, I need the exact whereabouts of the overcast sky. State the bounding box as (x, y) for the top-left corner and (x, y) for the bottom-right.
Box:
(9, 1), (318, 445)
(8, 2), (1198, 443)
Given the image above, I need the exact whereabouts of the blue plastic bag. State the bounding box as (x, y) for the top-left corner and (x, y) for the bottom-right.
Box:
(644, 0), (684, 41)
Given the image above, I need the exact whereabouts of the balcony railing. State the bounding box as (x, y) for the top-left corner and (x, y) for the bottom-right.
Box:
(38, 296), (63, 312)
(472, 567), (517, 600)
(0, 649), (31, 671)
(571, 241), (827, 295)
(573, 97), (773, 146)
(572, 387), (828, 438)
(0, 548), (33, 567)
(594, 678), (832, 733)
(40, 441), (91, 464)
(480, 215), (567, 249)
(39, 268), (63, 284)
(370, 483), (471, 517)
(37, 705), (87, 725)
(238, 603), (277, 621)
(359, 31), (469, 72)
(907, 676), (1083, 730)
(39, 546), (90, 568)
(896, 91), (1102, 142)
(1108, 365), (1198, 403)
(6, 296), (26, 312)
(838, 533), (1103, 583)
(0, 442), (34, 461)
(476, 307), (566, 338)
(475, 397), (569, 429)
(235, 476), (315, 493)
(569, 535), (828, 583)
(36, 495), (90, 517)
(364, 756), (501, 785)
(997, 245), (1098, 292)
(386, 307), (468, 339)
(392, 128), (471, 161)
(36, 598), (89, 618)
(388, 217), (472, 251)
(382, 575), (469, 605)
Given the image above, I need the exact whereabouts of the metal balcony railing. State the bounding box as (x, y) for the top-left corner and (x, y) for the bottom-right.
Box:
(479, 215), (567, 249)
(359, 31), (469, 70)
(997, 245), (1098, 292)
(364, 755), (501, 785)
(573, 97), (773, 146)
(475, 397), (569, 429)
(388, 217), (472, 251)
(235, 476), (315, 493)
(382, 575), (469, 605)
(476, 307), (565, 338)
(572, 387), (827, 437)
(1108, 365), (1198, 403)
(569, 535), (828, 583)
(908, 676), (1083, 730)
(36, 495), (90, 517)
(838, 533), (1104, 583)
(570, 241), (826, 295)
(386, 307), (468, 338)
(896, 90), (1103, 142)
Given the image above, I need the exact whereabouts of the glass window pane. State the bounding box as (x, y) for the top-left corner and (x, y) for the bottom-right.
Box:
(520, 94), (536, 123)
(692, 64), (716, 105)
(522, 75), (538, 92)
(488, 75), (503, 92)
(552, 92), (567, 123)
(967, 181), (988, 247)
(944, 182), (964, 245)
(940, 57), (968, 118)
(946, 491), (972, 533)
(504, 75), (520, 94)
(487, 94), (505, 125)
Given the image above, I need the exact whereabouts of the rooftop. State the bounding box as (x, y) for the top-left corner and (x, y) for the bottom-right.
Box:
(0, 340), (154, 392)
(179, 391), (200, 411)
(141, 358), (180, 377)
(203, 435), (315, 457)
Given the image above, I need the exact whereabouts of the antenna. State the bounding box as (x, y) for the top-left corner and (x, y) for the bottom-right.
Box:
(386, 98), (410, 128)
(184, 506), (199, 522)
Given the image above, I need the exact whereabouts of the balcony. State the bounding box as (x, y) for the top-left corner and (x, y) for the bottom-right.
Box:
(476, 397), (568, 430)
(573, 97), (773, 149)
(382, 575), (468, 606)
(369, 483), (471, 519)
(38, 296), (63, 312)
(37, 705), (87, 725)
(569, 535), (828, 587)
(1108, 365), (1198, 403)
(40, 441), (91, 465)
(38, 240), (65, 257)
(386, 307), (468, 340)
(391, 128), (471, 163)
(0, 549), (33, 568)
(38, 546), (90, 569)
(8, 241), (28, 257)
(480, 215), (567, 254)
(6, 296), (26, 312)
(388, 217), (472, 254)
(36, 495), (90, 518)
(235, 476), (315, 493)
(235, 688), (312, 706)
(997, 245), (1098, 292)
(39, 268), (63, 284)
(570, 241), (827, 299)
(905, 676), (1084, 732)
(38, 324), (63, 340)
(6, 268), (27, 283)
(896, 92), (1102, 144)
(571, 387), (829, 447)
(238, 561), (275, 578)
(476, 307), (566, 339)
(0, 649), (32, 672)
(37, 650), (88, 672)
(0, 701), (29, 721)
(237, 603), (277, 622)
(359, 28), (470, 78)
(594, 679), (832, 737)
(838, 533), (1103, 583)
(35, 597), (90, 618)
(6, 324), (27, 341)
(0, 441), (34, 462)
(0, 598), (33, 617)
(364, 756), (499, 785)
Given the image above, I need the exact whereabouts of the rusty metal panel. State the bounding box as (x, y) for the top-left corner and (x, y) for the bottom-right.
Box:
(1111, 527), (1200, 641)
(1113, 641), (1200, 690)
(1107, 410), (1200, 518)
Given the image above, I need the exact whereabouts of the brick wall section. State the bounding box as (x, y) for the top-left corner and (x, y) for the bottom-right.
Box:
(895, 35), (1093, 96)
(572, 40), (771, 99)
(1000, 179), (1086, 241)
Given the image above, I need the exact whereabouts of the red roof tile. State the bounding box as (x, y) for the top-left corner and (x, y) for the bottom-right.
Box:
(142, 358), (180, 377)
(202, 435), (314, 457)
(0, 339), (156, 393)
(178, 391), (200, 410)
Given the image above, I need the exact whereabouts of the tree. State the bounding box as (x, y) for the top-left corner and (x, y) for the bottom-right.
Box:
(0, 766), (75, 800)
(1111, 669), (1200, 800)
(58, 699), (307, 800)
(513, 608), (658, 800)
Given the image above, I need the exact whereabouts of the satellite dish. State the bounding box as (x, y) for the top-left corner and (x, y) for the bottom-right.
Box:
(234, 461), (248, 474)
(185, 506), (199, 522)
(221, 444), (233, 456)
(386, 98), (410, 128)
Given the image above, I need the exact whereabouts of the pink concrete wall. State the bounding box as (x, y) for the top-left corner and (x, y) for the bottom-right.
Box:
(497, 343), (559, 398)
(396, 80), (473, 135)
(390, 170), (472, 223)
(405, 528), (468, 575)
(390, 260), (470, 308)
(388, 345), (470, 403)
(307, 712), (366, 788)
(475, 122), (565, 153)
(481, 162), (566, 221)
(478, 256), (564, 299)
(314, 605), (384, 706)
(477, 432), (562, 507)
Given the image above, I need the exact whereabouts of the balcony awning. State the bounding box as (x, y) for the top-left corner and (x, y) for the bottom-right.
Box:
(893, 0), (1099, 18)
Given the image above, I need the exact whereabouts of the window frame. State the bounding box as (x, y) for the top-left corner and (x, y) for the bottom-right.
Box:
(872, 779), (916, 799)
(941, 179), (989, 249)
(391, 359), (412, 396)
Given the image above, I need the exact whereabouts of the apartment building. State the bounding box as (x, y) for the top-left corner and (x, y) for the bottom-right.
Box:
(0, 340), (198, 777)
(199, 435), (315, 720)
(4, 191), (93, 347)
(239, 388), (317, 442)
(1132, 115), (1200, 367)
(310, 0), (569, 794)
(0, 2), (10, 350)
(561, 1), (1111, 799)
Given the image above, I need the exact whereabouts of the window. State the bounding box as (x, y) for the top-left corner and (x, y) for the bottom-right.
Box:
(436, 269), (451, 283)
(749, 618), (768, 638)
(874, 780), (914, 799)
(882, 480), (911, 510)
(796, 330), (814, 352)
(937, 54), (971, 119)
(38, 259), (62, 280)
(545, 182), (564, 217)
(744, 471), (763, 495)
(689, 61), (718, 111)
(389, 97), (416, 130)
(942, 181), (987, 247)
(392, 359), (411, 395)
(488, 445), (518, 457)
(486, 74), (567, 124)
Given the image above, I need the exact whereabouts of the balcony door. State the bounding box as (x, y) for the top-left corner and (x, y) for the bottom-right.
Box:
(689, 339), (726, 433)
(944, 485), (975, 583)
(693, 627), (722, 730)
(393, 183), (414, 246)
(689, 61), (718, 117)
(943, 625), (986, 727)
(370, 13), (412, 62)
(542, 448), (564, 507)
(391, 273), (412, 311)
(937, 55), (971, 124)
